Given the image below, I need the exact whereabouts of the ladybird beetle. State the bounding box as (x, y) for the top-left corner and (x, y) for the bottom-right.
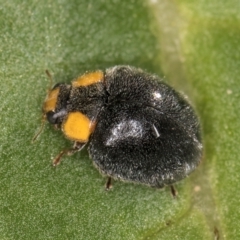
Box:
(36, 66), (202, 189)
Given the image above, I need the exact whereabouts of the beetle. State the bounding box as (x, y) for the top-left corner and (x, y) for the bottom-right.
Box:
(35, 65), (202, 189)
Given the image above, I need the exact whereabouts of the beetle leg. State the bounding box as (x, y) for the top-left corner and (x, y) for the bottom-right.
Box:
(53, 142), (86, 166)
(170, 185), (177, 198)
(105, 177), (112, 190)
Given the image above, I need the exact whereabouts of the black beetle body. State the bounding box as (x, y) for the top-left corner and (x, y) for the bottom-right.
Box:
(42, 66), (202, 188)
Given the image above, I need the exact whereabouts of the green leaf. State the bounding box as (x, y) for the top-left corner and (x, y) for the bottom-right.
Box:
(1, 0), (239, 239)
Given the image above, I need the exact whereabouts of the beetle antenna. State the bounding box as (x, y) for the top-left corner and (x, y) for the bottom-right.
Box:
(32, 70), (53, 143)
(31, 115), (46, 143)
(45, 69), (53, 92)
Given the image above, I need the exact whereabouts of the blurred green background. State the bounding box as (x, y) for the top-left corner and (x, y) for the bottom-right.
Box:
(0, 0), (239, 239)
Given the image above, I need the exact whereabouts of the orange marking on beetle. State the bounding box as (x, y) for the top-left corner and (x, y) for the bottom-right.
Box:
(43, 88), (60, 113)
(62, 112), (96, 142)
(72, 71), (104, 87)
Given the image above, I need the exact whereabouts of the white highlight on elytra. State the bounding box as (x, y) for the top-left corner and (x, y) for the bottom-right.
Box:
(152, 124), (160, 138)
(153, 91), (162, 100)
(106, 120), (143, 146)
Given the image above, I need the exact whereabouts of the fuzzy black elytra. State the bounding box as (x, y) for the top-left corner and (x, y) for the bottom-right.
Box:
(37, 66), (202, 189)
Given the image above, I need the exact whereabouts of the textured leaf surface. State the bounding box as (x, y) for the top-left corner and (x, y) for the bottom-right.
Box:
(0, 0), (239, 239)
